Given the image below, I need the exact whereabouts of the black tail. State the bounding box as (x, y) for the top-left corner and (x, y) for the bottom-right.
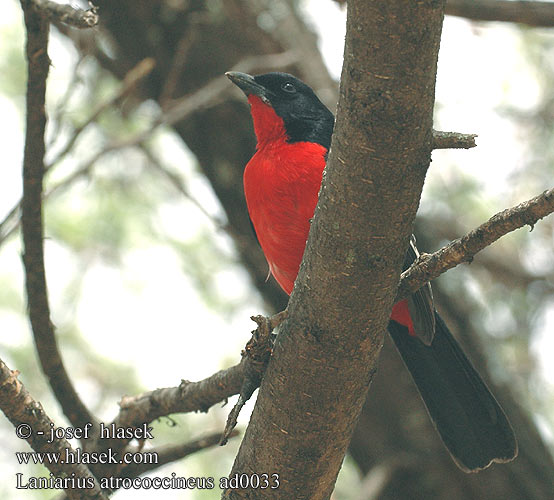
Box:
(388, 311), (517, 472)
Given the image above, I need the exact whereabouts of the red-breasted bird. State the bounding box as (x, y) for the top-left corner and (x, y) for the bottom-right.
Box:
(226, 71), (517, 472)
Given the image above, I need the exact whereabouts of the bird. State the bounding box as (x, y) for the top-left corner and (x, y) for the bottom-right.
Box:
(226, 70), (517, 472)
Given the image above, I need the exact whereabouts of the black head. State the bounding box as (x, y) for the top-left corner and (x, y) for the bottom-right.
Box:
(226, 71), (335, 149)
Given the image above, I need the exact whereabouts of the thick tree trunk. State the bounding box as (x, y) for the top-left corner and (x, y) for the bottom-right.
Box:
(222, 2), (445, 497)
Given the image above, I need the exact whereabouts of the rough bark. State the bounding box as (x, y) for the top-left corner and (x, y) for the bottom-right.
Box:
(223, 1), (445, 498)
(0, 358), (107, 500)
(20, 0), (95, 430)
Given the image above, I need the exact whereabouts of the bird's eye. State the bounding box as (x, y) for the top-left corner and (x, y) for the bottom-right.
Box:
(281, 82), (296, 93)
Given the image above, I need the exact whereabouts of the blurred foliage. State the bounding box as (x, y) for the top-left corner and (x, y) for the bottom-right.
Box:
(0, 14), (26, 105)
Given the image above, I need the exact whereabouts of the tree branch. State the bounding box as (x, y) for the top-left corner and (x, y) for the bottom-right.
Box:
(47, 57), (156, 170)
(119, 431), (239, 479)
(30, 0), (99, 29)
(92, 312), (283, 464)
(0, 358), (108, 500)
(433, 130), (477, 149)
(397, 187), (554, 301)
(19, 0), (95, 429)
(220, 311), (287, 445)
(43, 310), (279, 488)
(116, 361), (245, 430)
(445, 0), (554, 28)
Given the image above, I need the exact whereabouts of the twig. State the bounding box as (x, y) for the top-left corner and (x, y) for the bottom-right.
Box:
(0, 203), (21, 245)
(159, 29), (197, 107)
(47, 54), (86, 149)
(47, 58), (156, 169)
(446, 0), (554, 28)
(30, 0), (99, 29)
(0, 59), (155, 246)
(120, 431), (239, 478)
(432, 130), (477, 150)
(0, 358), (108, 500)
(105, 310), (288, 455)
(158, 13), (210, 108)
(396, 188), (554, 301)
(19, 0), (94, 430)
(111, 363), (247, 447)
(220, 310), (288, 445)
(81, 359), (249, 482)
(138, 144), (228, 230)
(3, 134), (132, 252)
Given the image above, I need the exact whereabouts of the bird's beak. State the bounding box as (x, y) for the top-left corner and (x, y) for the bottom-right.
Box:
(226, 71), (272, 104)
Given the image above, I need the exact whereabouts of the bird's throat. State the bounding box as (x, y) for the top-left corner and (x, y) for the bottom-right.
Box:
(248, 95), (288, 147)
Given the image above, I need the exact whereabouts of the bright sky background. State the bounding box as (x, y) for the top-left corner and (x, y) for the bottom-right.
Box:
(1, 0), (553, 498)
